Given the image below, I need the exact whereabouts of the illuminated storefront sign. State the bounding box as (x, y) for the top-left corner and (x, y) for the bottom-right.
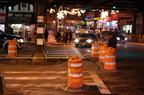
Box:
(0, 13), (5, 23)
(110, 13), (119, 20)
(101, 11), (108, 19)
(94, 17), (100, 20)
(8, 12), (35, 24)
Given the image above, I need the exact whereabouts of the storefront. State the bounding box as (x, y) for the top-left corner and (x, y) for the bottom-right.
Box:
(96, 10), (119, 31)
(85, 10), (119, 31)
(108, 20), (118, 29)
(8, 12), (36, 40)
(118, 12), (133, 33)
(85, 11), (100, 28)
(0, 24), (5, 32)
(0, 13), (5, 32)
(122, 24), (132, 33)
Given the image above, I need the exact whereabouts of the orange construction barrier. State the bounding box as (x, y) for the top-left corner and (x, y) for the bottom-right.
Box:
(67, 56), (83, 88)
(98, 44), (108, 63)
(91, 41), (99, 57)
(104, 47), (116, 70)
(8, 40), (17, 56)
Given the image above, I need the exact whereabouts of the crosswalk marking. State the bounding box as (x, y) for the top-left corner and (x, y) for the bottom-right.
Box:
(71, 47), (84, 58)
(46, 45), (84, 58)
(6, 84), (66, 88)
(3, 71), (111, 94)
(89, 71), (111, 94)
(4, 71), (67, 73)
(5, 76), (65, 80)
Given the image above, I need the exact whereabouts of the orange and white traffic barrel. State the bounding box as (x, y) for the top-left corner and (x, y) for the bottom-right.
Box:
(98, 44), (108, 63)
(67, 56), (83, 88)
(8, 40), (17, 56)
(104, 47), (116, 70)
(91, 41), (99, 57)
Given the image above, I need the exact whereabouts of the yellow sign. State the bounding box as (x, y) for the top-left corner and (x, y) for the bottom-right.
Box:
(94, 17), (100, 20)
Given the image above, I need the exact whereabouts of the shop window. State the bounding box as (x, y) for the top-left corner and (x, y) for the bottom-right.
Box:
(22, 2), (26, 8)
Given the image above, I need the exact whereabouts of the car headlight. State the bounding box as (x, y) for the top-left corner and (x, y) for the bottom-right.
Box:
(17, 39), (24, 43)
(116, 37), (120, 40)
(76, 31), (78, 33)
(86, 31), (89, 33)
(74, 39), (79, 43)
(87, 39), (92, 43)
(125, 38), (127, 40)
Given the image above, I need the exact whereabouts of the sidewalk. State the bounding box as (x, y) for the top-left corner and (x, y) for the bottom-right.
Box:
(0, 43), (37, 57)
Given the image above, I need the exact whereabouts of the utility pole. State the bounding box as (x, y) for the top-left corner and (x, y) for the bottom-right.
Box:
(33, 0), (47, 64)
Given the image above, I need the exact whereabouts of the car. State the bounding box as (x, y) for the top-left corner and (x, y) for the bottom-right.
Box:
(74, 33), (98, 47)
(100, 31), (113, 42)
(100, 31), (127, 43)
(0, 30), (25, 51)
(115, 32), (127, 43)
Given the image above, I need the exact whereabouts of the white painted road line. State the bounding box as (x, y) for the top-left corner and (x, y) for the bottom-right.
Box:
(3, 71), (67, 74)
(88, 71), (111, 94)
(3, 71), (111, 94)
(6, 83), (66, 88)
(71, 47), (84, 59)
(5, 76), (65, 80)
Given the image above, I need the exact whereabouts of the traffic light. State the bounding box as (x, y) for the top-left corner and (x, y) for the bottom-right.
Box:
(113, 6), (116, 9)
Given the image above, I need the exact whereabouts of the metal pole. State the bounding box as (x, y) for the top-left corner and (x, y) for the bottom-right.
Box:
(0, 75), (6, 94)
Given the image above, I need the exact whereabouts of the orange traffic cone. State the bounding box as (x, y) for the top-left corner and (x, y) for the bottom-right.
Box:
(104, 47), (116, 70)
(8, 40), (17, 56)
(98, 44), (108, 63)
(91, 41), (99, 57)
(67, 56), (83, 88)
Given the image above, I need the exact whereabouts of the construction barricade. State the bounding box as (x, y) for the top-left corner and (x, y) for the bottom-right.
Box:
(98, 44), (108, 63)
(67, 56), (83, 88)
(104, 47), (116, 70)
(8, 40), (17, 56)
(91, 41), (99, 57)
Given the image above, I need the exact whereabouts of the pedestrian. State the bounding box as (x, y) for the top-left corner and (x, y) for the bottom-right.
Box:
(56, 31), (61, 42)
(65, 30), (69, 43)
(8, 26), (14, 35)
(107, 32), (118, 49)
(68, 29), (73, 43)
(128, 30), (130, 34)
(32, 28), (37, 42)
(44, 27), (49, 42)
(62, 31), (66, 42)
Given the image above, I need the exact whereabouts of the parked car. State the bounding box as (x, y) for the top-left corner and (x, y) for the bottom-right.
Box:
(75, 27), (95, 36)
(100, 31), (127, 43)
(0, 30), (25, 51)
(74, 33), (98, 47)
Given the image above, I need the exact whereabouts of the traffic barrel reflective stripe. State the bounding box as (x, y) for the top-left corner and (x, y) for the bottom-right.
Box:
(99, 51), (106, 53)
(8, 45), (16, 47)
(69, 63), (82, 67)
(104, 47), (116, 70)
(8, 51), (16, 53)
(105, 62), (115, 65)
(68, 73), (83, 78)
(68, 73), (83, 84)
(99, 56), (105, 58)
(91, 41), (99, 57)
(8, 40), (17, 56)
(67, 56), (83, 88)
(98, 44), (108, 63)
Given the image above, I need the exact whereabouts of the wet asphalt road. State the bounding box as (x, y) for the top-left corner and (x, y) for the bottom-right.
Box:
(45, 42), (144, 94)
(0, 42), (144, 95)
